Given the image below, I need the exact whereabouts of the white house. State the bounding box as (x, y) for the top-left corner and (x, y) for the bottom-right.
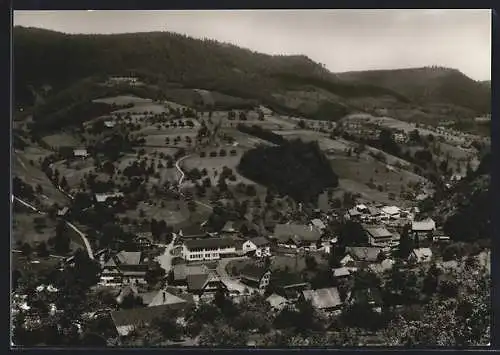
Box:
(182, 238), (237, 261)
(381, 206), (401, 219)
(241, 236), (271, 258)
(73, 148), (88, 158)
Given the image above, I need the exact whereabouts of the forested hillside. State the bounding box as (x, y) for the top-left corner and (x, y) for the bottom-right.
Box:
(14, 26), (409, 122)
(336, 67), (491, 114)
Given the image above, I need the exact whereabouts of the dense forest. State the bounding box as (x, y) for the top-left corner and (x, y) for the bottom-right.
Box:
(238, 139), (339, 202)
(14, 26), (412, 125)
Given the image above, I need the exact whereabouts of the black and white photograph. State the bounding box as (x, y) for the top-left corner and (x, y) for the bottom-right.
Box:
(11, 9), (491, 347)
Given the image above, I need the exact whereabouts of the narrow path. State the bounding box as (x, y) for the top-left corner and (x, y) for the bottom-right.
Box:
(13, 195), (94, 260)
(65, 220), (94, 260)
(175, 155), (213, 212)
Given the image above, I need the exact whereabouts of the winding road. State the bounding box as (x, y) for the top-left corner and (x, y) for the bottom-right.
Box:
(13, 195), (94, 260)
(175, 155), (213, 211)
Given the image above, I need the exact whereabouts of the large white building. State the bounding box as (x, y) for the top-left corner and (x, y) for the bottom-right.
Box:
(182, 238), (237, 261)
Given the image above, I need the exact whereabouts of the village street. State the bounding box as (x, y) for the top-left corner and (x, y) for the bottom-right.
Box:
(216, 256), (257, 294)
(155, 234), (179, 274)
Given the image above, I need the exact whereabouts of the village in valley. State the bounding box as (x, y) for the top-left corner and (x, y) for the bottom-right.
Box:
(11, 13), (491, 348)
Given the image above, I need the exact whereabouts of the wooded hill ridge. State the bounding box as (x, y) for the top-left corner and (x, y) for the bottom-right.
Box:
(15, 26), (490, 123)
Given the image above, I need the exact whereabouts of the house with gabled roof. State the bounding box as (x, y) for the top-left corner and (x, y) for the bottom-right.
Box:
(239, 264), (271, 291)
(411, 218), (436, 241)
(273, 224), (322, 250)
(171, 264), (209, 286)
(301, 287), (343, 312)
(187, 271), (227, 296)
(111, 300), (193, 337)
(341, 247), (383, 268)
(148, 287), (195, 307)
(364, 225), (393, 247)
(100, 250), (149, 286)
(73, 148), (88, 158)
(241, 236), (271, 258)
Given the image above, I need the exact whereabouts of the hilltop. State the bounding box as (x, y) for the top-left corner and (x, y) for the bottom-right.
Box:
(14, 27), (410, 125)
(336, 67), (491, 114)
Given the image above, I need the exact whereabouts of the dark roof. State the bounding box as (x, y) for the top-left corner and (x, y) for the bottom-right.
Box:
(184, 237), (236, 250)
(364, 226), (393, 239)
(111, 302), (191, 328)
(186, 272), (221, 291)
(250, 236), (270, 247)
(272, 270), (308, 289)
(273, 224), (322, 242)
(173, 264), (209, 281)
(346, 247), (382, 262)
(239, 264), (270, 282)
(180, 224), (206, 237)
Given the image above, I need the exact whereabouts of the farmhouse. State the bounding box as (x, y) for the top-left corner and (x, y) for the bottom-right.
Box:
(310, 218), (327, 231)
(95, 192), (125, 203)
(73, 148), (88, 158)
(239, 264), (272, 291)
(182, 237), (237, 261)
(241, 236), (271, 258)
(332, 266), (356, 279)
(381, 205), (401, 219)
(273, 224), (322, 250)
(111, 301), (192, 337)
(271, 271), (310, 301)
(301, 287), (342, 312)
(187, 271), (227, 297)
(148, 287), (195, 307)
(104, 121), (116, 128)
(364, 225), (394, 247)
(411, 218), (436, 241)
(341, 247), (382, 267)
(100, 251), (149, 286)
(171, 264), (209, 286)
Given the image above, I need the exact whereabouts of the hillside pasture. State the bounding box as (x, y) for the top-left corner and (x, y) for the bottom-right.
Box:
(118, 200), (188, 226)
(52, 158), (97, 189)
(13, 151), (68, 206)
(12, 212), (57, 245)
(328, 155), (426, 207)
(41, 132), (82, 149)
(181, 154), (257, 187)
(93, 95), (153, 105)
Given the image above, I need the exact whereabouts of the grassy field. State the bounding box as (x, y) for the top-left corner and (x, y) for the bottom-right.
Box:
(181, 154), (257, 186)
(41, 132), (82, 148)
(93, 95), (153, 105)
(52, 158), (97, 189)
(328, 155), (426, 207)
(118, 200), (188, 225)
(13, 151), (68, 206)
(12, 212), (57, 245)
